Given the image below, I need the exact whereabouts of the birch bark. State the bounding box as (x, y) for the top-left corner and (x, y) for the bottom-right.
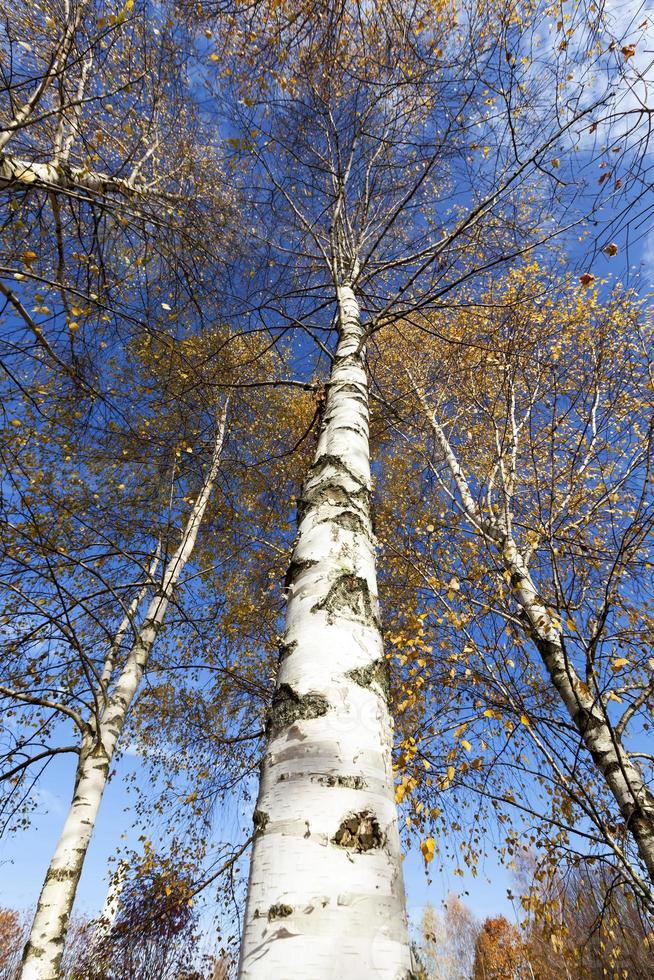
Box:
(20, 405), (228, 980)
(238, 287), (413, 979)
(0, 156), (146, 198)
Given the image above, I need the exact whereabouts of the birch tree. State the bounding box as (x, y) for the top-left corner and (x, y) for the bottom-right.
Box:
(374, 266), (654, 909)
(10, 408), (227, 978)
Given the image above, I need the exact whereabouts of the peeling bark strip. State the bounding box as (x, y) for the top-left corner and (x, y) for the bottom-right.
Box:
(19, 407), (229, 980)
(238, 287), (412, 978)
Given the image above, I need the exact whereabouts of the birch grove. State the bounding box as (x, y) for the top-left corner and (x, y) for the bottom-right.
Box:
(2, 0), (654, 973)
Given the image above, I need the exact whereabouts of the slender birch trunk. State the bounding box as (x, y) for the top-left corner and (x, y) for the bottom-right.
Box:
(238, 287), (412, 979)
(414, 386), (654, 894)
(20, 405), (228, 980)
(0, 156), (146, 197)
(501, 539), (654, 886)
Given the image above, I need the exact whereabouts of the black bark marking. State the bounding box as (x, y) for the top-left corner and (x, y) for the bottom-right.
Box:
(253, 809), (270, 833)
(312, 574), (380, 627)
(326, 379), (368, 403)
(296, 480), (370, 525)
(316, 774), (368, 789)
(307, 452), (366, 487)
(347, 658), (390, 701)
(268, 903), (293, 920)
(327, 509), (369, 536)
(277, 639), (297, 664)
(284, 558), (318, 589)
(333, 810), (383, 852)
(266, 684), (329, 738)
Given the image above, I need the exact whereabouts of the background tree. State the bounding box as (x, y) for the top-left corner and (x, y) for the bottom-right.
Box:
(78, 843), (210, 980)
(0, 907), (24, 979)
(472, 916), (523, 980)
(372, 264), (654, 912)
(416, 895), (481, 980)
(517, 851), (654, 979)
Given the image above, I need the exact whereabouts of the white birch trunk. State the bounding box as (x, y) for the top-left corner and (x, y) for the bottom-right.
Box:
(501, 540), (654, 885)
(20, 406), (228, 979)
(0, 155), (146, 198)
(238, 288), (413, 979)
(94, 858), (128, 944)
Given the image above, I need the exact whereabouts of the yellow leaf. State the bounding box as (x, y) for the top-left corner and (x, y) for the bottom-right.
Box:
(520, 714), (530, 726)
(461, 739), (472, 751)
(611, 658), (629, 670)
(420, 837), (436, 863)
(447, 765), (455, 782)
